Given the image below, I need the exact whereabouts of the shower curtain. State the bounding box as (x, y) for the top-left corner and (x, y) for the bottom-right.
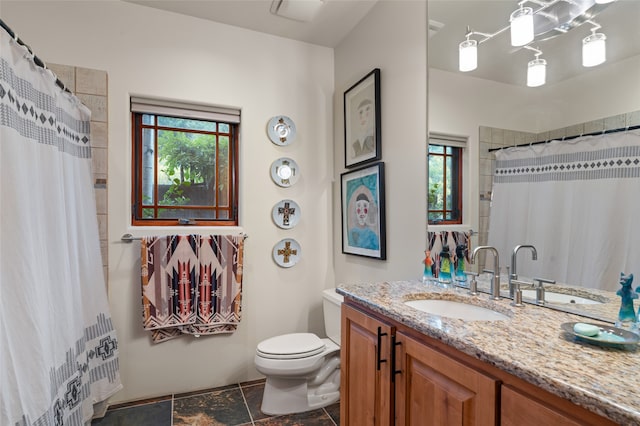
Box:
(1, 29), (121, 425)
(488, 130), (640, 291)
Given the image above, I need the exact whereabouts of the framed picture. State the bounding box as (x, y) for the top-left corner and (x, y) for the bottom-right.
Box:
(341, 162), (386, 260)
(344, 68), (381, 168)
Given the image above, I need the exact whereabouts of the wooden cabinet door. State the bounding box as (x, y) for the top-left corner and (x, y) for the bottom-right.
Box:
(341, 304), (394, 426)
(394, 331), (498, 426)
(501, 385), (616, 426)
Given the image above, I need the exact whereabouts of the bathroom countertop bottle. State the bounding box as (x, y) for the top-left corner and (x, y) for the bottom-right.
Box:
(616, 272), (637, 330)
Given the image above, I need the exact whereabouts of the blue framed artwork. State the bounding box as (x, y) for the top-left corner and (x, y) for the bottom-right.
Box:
(340, 162), (386, 260)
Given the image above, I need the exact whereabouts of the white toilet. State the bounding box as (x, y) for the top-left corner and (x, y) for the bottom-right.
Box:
(254, 288), (344, 415)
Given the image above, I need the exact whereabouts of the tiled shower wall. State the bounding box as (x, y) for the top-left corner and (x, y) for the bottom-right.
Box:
(48, 63), (109, 284)
(478, 110), (640, 260)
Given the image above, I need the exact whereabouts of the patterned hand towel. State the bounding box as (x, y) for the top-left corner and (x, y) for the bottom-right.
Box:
(141, 234), (245, 343)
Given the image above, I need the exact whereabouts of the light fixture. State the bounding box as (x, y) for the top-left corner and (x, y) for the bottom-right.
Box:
(582, 22), (606, 67)
(458, 0), (615, 86)
(270, 0), (325, 22)
(510, 5), (534, 47)
(459, 36), (478, 72)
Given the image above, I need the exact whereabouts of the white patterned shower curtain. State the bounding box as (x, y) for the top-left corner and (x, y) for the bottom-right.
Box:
(488, 130), (640, 291)
(0, 28), (122, 425)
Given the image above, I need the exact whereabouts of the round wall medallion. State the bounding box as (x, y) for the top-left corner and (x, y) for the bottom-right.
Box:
(270, 157), (300, 187)
(273, 238), (301, 268)
(267, 115), (296, 146)
(272, 199), (301, 229)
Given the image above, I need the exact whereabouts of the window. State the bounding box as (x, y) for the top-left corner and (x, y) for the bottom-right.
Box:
(131, 97), (240, 226)
(428, 133), (465, 225)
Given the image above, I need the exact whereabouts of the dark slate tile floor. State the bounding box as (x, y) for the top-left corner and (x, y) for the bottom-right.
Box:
(92, 380), (340, 426)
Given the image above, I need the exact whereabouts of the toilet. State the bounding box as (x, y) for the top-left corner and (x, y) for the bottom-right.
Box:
(254, 288), (344, 415)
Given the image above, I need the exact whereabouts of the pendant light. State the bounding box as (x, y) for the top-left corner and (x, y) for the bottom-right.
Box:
(459, 37), (478, 72)
(510, 5), (534, 46)
(582, 32), (606, 67)
(526, 48), (546, 87)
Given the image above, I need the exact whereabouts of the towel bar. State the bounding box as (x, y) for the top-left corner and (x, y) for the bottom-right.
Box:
(121, 233), (248, 243)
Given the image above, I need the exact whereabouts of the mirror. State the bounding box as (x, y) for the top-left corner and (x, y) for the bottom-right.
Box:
(428, 0), (640, 319)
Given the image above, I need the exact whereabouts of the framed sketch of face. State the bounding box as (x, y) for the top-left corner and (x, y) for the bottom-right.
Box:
(340, 162), (386, 259)
(344, 68), (381, 168)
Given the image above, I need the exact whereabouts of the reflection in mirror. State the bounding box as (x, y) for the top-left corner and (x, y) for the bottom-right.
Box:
(428, 1), (640, 297)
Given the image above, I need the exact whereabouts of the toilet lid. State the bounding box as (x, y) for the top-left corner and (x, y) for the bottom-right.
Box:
(257, 333), (326, 359)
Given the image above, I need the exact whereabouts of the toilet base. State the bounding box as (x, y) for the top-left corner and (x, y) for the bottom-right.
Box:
(260, 368), (340, 415)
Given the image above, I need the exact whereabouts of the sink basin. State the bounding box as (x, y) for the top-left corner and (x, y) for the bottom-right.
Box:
(521, 290), (603, 305)
(404, 299), (509, 321)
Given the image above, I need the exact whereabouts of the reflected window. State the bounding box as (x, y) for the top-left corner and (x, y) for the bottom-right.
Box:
(428, 133), (465, 224)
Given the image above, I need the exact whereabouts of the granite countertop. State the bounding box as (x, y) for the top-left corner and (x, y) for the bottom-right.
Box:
(337, 279), (640, 425)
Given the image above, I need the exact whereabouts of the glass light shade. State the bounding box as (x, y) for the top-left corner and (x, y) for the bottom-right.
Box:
(582, 33), (606, 67)
(510, 7), (534, 46)
(459, 39), (478, 72)
(277, 164), (293, 179)
(527, 58), (546, 87)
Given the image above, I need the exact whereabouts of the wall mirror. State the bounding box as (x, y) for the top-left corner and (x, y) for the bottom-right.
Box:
(428, 0), (640, 320)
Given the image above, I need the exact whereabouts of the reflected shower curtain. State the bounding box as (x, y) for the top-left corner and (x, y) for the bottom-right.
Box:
(0, 30), (122, 425)
(488, 131), (640, 291)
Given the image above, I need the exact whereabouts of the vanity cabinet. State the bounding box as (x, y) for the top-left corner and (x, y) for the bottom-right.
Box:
(341, 303), (497, 425)
(340, 304), (394, 425)
(341, 300), (617, 426)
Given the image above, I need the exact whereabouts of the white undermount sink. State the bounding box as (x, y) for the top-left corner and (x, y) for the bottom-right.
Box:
(404, 299), (509, 321)
(521, 290), (603, 305)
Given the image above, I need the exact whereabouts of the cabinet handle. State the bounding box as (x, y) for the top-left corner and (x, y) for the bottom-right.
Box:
(391, 335), (402, 382)
(376, 326), (388, 370)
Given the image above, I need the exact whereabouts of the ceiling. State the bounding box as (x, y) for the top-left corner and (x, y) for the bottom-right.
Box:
(123, 0), (378, 48)
(124, 0), (639, 86)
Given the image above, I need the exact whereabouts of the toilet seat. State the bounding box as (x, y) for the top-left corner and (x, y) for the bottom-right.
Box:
(257, 333), (326, 359)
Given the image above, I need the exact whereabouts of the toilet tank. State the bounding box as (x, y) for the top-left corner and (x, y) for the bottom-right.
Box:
(322, 288), (344, 345)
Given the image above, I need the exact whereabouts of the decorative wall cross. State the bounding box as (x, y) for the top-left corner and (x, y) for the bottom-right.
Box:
(278, 202), (296, 226)
(277, 241), (298, 263)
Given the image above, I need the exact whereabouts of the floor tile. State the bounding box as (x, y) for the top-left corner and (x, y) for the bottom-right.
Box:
(91, 400), (172, 426)
(253, 408), (336, 426)
(240, 382), (270, 422)
(173, 387), (252, 426)
(324, 402), (340, 425)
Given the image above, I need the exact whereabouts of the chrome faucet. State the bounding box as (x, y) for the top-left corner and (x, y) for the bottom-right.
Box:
(509, 245), (537, 299)
(470, 246), (501, 300)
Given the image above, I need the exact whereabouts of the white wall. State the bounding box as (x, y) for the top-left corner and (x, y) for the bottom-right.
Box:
(333, 1), (428, 284)
(2, 0), (335, 403)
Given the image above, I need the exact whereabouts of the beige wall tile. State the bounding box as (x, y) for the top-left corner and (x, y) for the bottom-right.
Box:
(77, 94), (107, 122)
(97, 214), (108, 240)
(47, 63), (75, 91)
(479, 126), (491, 143)
(490, 128), (504, 148)
(548, 128), (566, 141)
(92, 147), (108, 175)
(91, 121), (108, 148)
(76, 67), (107, 96)
(503, 130), (515, 147)
(100, 240), (109, 267)
(604, 114), (625, 131)
(583, 119), (604, 134)
(563, 124), (584, 139)
(626, 110), (640, 127)
(95, 186), (107, 214)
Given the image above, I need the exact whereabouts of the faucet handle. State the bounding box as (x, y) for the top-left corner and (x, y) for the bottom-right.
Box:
(510, 279), (528, 307)
(464, 271), (479, 296)
(533, 277), (556, 286)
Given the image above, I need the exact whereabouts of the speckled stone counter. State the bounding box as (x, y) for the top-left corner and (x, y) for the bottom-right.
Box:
(337, 280), (640, 425)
